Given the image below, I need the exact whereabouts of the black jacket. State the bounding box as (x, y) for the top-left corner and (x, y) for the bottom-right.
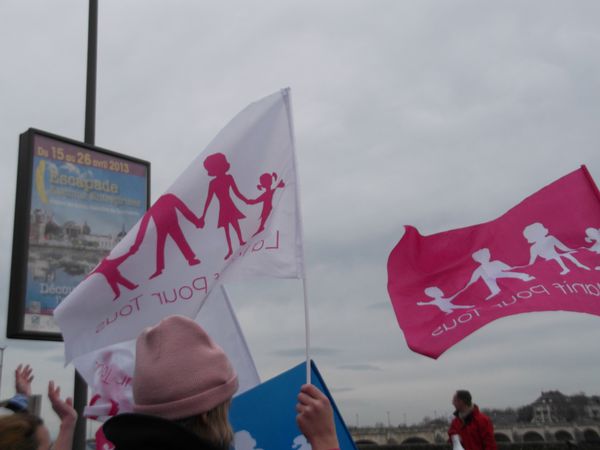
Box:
(103, 413), (226, 450)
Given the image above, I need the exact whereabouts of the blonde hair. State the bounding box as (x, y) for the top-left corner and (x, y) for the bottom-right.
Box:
(0, 414), (43, 450)
(175, 400), (233, 449)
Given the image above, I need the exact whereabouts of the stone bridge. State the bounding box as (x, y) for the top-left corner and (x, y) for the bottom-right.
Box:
(350, 423), (600, 446)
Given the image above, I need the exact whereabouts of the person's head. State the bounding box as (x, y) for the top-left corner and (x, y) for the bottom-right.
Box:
(585, 227), (600, 243)
(472, 248), (491, 263)
(424, 287), (444, 299)
(0, 413), (51, 450)
(452, 390), (472, 412)
(203, 153), (230, 177)
(133, 315), (238, 449)
(523, 223), (548, 243)
(257, 173), (276, 190)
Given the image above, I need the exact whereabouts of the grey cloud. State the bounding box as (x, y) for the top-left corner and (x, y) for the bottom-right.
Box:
(330, 387), (355, 393)
(271, 347), (341, 358)
(338, 364), (383, 372)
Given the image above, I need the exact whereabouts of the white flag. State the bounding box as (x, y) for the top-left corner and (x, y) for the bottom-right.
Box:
(77, 286), (260, 419)
(55, 89), (304, 362)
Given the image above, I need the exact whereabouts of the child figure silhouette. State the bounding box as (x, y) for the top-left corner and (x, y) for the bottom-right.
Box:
(88, 251), (138, 301)
(248, 172), (285, 237)
(417, 287), (474, 315)
(467, 248), (534, 300)
(199, 153), (251, 260)
(523, 222), (590, 275)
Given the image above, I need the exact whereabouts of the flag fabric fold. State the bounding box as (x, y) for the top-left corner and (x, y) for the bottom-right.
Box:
(55, 88), (303, 362)
(75, 286), (260, 419)
(387, 166), (600, 359)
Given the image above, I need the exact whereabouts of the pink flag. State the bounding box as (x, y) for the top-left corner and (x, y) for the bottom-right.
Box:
(387, 166), (600, 359)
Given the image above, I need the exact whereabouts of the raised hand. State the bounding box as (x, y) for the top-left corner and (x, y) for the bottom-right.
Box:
(48, 381), (78, 427)
(48, 381), (78, 450)
(15, 364), (34, 396)
(296, 384), (339, 450)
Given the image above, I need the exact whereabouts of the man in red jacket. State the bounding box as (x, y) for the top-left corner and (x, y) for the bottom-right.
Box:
(448, 390), (497, 450)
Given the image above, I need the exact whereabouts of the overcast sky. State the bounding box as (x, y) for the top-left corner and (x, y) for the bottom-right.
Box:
(2, 0), (600, 436)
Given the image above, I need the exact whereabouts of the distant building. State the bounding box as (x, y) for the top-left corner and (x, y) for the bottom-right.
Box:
(531, 391), (600, 424)
(29, 210), (119, 249)
(586, 396), (600, 421)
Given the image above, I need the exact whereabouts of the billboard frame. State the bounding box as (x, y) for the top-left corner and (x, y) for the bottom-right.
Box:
(7, 128), (151, 341)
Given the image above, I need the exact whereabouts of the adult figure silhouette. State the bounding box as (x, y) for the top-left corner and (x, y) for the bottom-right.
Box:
(585, 227), (600, 270)
(523, 222), (589, 275)
(199, 153), (250, 260)
(130, 193), (201, 279)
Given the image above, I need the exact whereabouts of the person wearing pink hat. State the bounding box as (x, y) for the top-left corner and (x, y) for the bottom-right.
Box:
(103, 315), (340, 450)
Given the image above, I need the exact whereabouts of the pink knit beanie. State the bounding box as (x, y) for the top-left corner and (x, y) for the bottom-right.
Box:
(132, 315), (238, 420)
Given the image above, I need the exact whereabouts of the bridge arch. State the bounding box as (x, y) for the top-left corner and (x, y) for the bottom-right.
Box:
(355, 439), (378, 446)
(494, 432), (511, 443)
(555, 430), (574, 442)
(583, 429), (600, 442)
(523, 431), (545, 442)
(401, 436), (430, 444)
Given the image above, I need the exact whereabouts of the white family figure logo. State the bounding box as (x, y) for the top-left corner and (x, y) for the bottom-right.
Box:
(468, 248), (534, 300)
(234, 430), (264, 450)
(416, 222), (600, 315)
(292, 434), (312, 450)
(523, 222), (589, 275)
(388, 166), (600, 359)
(585, 227), (600, 270)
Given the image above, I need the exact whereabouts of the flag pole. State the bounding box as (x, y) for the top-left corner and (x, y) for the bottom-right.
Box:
(302, 277), (311, 384)
(281, 88), (311, 384)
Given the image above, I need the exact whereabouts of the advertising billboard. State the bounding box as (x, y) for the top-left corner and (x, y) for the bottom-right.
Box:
(7, 129), (150, 340)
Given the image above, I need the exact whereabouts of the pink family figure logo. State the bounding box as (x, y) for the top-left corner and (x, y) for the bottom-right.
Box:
(199, 153), (250, 260)
(468, 248), (534, 300)
(88, 251), (138, 301)
(248, 172), (285, 237)
(417, 287), (474, 315)
(523, 222), (590, 275)
(131, 193), (201, 279)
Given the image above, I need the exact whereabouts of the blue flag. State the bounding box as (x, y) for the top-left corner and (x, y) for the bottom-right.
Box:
(229, 361), (357, 450)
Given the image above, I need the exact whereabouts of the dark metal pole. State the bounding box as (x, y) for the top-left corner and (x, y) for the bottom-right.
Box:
(73, 1), (98, 449)
(85, 0), (98, 145)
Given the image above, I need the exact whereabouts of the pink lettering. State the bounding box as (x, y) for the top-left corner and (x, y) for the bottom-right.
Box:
(266, 230), (280, 250)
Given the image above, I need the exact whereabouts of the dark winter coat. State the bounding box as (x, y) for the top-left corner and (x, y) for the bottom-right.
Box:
(103, 413), (226, 450)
